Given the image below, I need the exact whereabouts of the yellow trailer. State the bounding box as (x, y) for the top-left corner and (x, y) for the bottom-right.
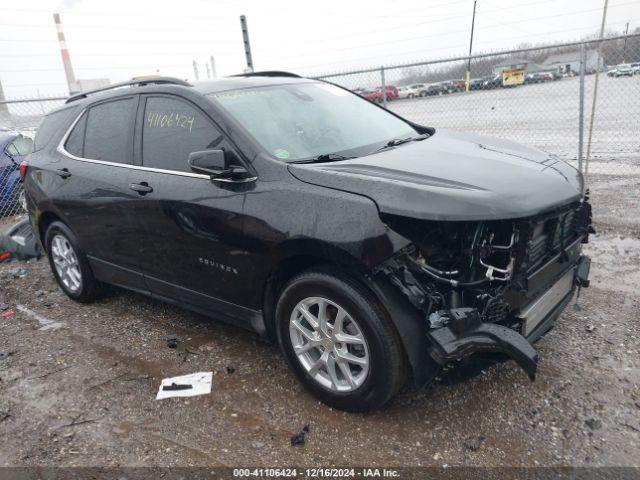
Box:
(503, 68), (525, 87)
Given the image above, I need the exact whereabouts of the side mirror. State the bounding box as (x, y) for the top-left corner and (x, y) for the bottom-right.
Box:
(188, 149), (229, 176)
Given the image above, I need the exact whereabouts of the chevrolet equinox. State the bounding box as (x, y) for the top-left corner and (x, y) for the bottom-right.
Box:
(23, 73), (593, 411)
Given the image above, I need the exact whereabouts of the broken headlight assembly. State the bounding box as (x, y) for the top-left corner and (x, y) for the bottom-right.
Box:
(377, 215), (520, 322)
(376, 201), (592, 381)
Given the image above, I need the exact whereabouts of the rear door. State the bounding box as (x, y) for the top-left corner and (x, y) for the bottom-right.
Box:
(128, 94), (253, 321)
(55, 95), (147, 289)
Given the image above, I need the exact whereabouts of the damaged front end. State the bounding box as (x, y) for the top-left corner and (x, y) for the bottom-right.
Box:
(375, 195), (594, 381)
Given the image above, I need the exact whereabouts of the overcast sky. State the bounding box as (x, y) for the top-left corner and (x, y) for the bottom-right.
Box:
(0, 0), (638, 97)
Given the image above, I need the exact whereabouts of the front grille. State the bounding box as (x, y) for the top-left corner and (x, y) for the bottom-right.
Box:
(524, 204), (585, 274)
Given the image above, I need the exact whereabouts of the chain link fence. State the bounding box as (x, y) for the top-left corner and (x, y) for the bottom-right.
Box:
(1, 35), (639, 221)
(315, 34), (640, 178)
(0, 97), (65, 221)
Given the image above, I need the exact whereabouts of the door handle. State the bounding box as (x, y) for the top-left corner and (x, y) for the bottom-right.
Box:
(55, 168), (71, 179)
(129, 182), (153, 195)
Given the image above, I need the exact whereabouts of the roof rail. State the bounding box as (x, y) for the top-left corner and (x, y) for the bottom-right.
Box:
(229, 71), (302, 78)
(65, 76), (192, 104)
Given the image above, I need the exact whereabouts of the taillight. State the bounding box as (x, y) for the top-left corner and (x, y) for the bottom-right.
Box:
(19, 160), (28, 181)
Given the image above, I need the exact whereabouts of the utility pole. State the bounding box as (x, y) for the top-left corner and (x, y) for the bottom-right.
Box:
(210, 56), (217, 78)
(466, 0), (478, 93)
(585, 0), (609, 176)
(0, 76), (7, 113)
(240, 15), (254, 72)
(622, 22), (629, 62)
(192, 60), (199, 81)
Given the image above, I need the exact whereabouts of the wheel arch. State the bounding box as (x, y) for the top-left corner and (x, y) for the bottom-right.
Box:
(261, 240), (439, 389)
(37, 210), (65, 253)
(261, 239), (371, 342)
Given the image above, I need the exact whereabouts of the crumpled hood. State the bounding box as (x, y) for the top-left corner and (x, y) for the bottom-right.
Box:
(288, 129), (584, 221)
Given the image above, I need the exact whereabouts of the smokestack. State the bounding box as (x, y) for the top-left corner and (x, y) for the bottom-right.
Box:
(53, 13), (77, 94)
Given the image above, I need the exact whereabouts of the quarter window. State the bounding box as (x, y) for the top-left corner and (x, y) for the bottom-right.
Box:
(83, 97), (136, 164)
(34, 107), (77, 152)
(142, 96), (226, 173)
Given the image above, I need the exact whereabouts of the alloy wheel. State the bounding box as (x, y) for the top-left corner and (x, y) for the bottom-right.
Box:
(50, 234), (82, 293)
(289, 296), (370, 392)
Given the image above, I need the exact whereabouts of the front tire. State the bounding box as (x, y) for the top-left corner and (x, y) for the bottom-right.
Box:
(45, 221), (104, 303)
(276, 269), (406, 412)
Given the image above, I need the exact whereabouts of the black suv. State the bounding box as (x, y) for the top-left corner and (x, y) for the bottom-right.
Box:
(23, 73), (592, 411)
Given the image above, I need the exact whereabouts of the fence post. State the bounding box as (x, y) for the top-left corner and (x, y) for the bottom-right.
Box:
(578, 43), (586, 174)
(0, 77), (7, 113)
(380, 66), (387, 108)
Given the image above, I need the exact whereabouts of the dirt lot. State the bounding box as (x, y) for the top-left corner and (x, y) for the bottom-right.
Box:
(0, 174), (639, 469)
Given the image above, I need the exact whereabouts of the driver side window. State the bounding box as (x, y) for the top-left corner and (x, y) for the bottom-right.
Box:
(142, 96), (234, 173)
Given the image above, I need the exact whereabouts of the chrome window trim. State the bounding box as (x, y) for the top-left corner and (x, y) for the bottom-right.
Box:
(57, 107), (257, 182)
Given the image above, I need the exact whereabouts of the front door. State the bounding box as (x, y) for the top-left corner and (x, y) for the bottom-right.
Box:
(128, 94), (256, 324)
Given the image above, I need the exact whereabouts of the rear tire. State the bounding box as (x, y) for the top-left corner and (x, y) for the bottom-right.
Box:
(275, 269), (406, 412)
(45, 221), (104, 303)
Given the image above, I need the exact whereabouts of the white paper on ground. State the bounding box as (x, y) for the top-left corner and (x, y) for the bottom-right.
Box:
(156, 372), (213, 400)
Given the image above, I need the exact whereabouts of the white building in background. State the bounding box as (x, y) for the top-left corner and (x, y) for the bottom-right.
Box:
(543, 50), (600, 74)
(491, 58), (548, 75)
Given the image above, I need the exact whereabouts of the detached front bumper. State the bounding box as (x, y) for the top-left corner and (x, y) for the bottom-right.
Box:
(425, 255), (591, 380)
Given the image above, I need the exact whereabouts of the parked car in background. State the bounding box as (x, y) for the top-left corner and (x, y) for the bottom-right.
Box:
(450, 79), (466, 92)
(607, 64), (634, 77)
(397, 86), (419, 99)
(469, 78), (485, 90)
(483, 74), (502, 89)
(538, 72), (554, 82)
(631, 63), (640, 74)
(355, 89), (384, 103)
(1, 133), (33, 215)
(408, 83), (427, 94)
(524, 72), (553, 84)
(437, 81), (457, 94)
(421, 83), (448, 96)
(375, 85), (398, 101)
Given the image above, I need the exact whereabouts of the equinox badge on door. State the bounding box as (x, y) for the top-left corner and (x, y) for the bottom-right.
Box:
(198, 257), (239, 275)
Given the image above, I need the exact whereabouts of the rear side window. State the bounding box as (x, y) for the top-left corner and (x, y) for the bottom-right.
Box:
(65, 112), (87, 157)
(83, 97), (136, 164)
(33, 107), (77, 151)
(142, 96), (226, 173)
(64, 113), (87, 157)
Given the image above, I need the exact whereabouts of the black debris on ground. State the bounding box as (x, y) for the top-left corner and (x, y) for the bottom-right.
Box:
(165, 334), (178, 349)
(291, 424), (310, 447)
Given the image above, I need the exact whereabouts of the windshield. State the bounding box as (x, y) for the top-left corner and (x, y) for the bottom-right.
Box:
(209, 82), (417, 161)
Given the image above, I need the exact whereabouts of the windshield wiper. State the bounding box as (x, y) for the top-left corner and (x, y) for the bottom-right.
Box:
(370, 133), (430, 154)
(290, 153), (355, 164)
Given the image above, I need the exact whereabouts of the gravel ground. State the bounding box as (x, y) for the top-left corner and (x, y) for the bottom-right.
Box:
(0, 174), (639, 468)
